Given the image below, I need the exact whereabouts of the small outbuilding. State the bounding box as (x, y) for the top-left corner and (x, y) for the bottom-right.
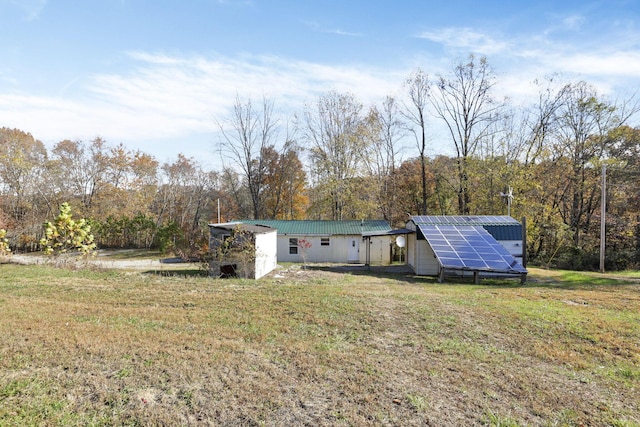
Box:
(406, 215), (527, 283)
(240, 220), (393, 264)
(208, 222), (277, 279)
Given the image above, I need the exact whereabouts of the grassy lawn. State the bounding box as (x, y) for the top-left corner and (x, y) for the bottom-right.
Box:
(0, 263), (638, 426)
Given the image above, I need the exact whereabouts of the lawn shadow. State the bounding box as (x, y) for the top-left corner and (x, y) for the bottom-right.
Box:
(305, 263), (640, 289)
(142, 268), (207, 278)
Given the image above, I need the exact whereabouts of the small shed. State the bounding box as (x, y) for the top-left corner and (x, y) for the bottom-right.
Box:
(208, 222), (277, 279)
(406, 215), (527, 282)
(239, 220), (393, 264)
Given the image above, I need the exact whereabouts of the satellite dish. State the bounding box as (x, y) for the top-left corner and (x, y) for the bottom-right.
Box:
(395, 235), (406, 248)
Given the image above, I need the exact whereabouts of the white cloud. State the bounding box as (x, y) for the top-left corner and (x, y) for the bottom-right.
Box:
(302, 20), (362, 37)
(562, 14), (586, 31)
(417, 27), (510, 56)
(0, 52), (405, 160)
(417, 23), (640, 102)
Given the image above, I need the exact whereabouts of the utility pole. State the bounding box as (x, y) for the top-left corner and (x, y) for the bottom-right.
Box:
(600, 164), (606, 273)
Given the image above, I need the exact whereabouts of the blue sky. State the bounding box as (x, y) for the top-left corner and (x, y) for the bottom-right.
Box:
(1, 0), (639, 167)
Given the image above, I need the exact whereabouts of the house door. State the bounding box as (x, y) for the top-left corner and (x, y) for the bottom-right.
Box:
(348, 238), (359, 263)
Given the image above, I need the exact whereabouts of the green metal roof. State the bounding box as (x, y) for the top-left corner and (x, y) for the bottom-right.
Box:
(240, 220), (391, 235)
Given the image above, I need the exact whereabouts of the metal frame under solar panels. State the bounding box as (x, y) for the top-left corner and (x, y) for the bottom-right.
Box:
(419, 225), (527, 276)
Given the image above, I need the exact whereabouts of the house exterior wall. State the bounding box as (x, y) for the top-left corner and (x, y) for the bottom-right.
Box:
(363, 235), (393, 265)
(275, 234), (391, 264)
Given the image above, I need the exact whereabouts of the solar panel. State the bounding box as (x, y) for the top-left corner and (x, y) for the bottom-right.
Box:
(419, 225), (527, 274)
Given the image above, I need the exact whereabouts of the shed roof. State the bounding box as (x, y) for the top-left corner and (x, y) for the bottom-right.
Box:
(240, 220), (391, 235)
(410, 216), (523, 242)
(209, 222), (275, 234)
(410, 215), (520, 226)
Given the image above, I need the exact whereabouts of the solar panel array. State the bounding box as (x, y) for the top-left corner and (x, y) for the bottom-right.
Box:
(412, 215), (520, 226)
(418, 225), (527, 274)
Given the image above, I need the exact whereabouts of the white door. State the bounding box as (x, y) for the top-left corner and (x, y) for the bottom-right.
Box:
(348, 238), (359, 263)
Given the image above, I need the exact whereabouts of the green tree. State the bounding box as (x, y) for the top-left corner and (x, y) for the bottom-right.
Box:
(40, 202), (96, 257)
(0, 228), (11, 257)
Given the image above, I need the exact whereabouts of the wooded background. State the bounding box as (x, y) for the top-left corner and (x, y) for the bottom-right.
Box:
(2, 55), (639, 270)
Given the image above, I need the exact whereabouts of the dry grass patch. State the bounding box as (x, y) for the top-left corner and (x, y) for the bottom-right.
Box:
(0, 263), (638, 426)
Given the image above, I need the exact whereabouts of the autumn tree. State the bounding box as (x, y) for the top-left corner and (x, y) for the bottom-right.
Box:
(49, 138), (109, 214)
(304, 91), (369, 220)
(154, 154), (217, 253)
(431, 54), (503, 214)
(366, 96), (405, 226)
(261, 142), (308, 219)
(0, 127), (48, 249)
(219, 167), (248, 221)
(552, 81), (634, 248)
(604, 125), (640, 267)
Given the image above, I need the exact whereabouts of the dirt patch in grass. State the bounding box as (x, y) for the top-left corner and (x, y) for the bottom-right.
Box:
(0, 263), (638, 426)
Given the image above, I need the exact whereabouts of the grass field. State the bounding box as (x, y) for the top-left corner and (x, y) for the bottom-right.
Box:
(0, 262), (639, 426)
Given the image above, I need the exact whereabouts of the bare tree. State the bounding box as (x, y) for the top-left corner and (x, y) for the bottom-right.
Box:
(403, 69), (431, 215)
(366, 96), (405, 225)
(218, 95), (278, 219)
(431, 54), (503, 214)
(50, 138), (109, 213)
(304, 91), (367, 220)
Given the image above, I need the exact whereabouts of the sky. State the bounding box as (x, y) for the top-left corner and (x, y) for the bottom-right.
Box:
(1, 0), (639, 169)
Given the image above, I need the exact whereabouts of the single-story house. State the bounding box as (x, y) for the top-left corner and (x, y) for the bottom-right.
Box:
(208, 222), (277, 279)
(239, 220), (393, 264)
(406, 215), (527, 283)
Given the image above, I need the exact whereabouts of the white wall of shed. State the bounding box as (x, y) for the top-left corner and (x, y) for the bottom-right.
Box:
(500, 240), (525, 263)
(254, 231), (278, 279)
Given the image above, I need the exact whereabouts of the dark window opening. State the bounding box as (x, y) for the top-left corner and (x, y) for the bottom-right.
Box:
(289, 238), (298, 254)
(220, 264), (237, 278)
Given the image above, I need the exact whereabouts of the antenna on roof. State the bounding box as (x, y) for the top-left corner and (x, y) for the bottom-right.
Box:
(500, 186), (514, 217)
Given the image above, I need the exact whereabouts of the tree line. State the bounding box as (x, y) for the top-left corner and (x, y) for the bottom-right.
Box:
(1, 54), (639, 270)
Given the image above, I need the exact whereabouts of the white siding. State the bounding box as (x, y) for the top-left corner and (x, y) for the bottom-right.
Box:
(361, 236), (393, 264)
(254, 230), (278, 279)
(406, 222), (417, 272)
(274, 234), (391, 264)
(501, 240), (525, 263)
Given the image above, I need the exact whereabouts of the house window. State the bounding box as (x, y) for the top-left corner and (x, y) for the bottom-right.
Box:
(321, 237), (330, 246)
(289, 238), (298, 255)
